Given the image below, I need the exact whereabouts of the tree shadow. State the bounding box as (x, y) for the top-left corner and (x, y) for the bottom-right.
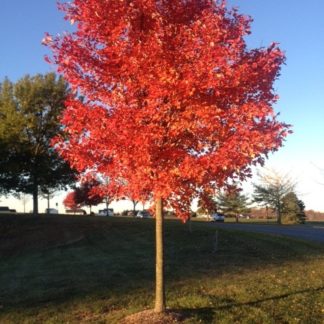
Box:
(176, 286), (324, 322)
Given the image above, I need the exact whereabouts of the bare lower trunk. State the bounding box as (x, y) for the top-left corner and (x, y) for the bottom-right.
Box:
(277, 208), (282, 224)
(105, 197), (109, 212)
(132, 200), (138, 214)
(154, 197), (166, 313)
(276, 198), (282, 224)
(47, 193), (50, 213)
(32, 175), (38, 216)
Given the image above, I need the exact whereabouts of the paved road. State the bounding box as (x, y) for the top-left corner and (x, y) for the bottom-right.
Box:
(212, 223), (324, 244)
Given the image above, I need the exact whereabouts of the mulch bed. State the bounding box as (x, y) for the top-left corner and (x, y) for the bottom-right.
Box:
(120, 309), (184, 324)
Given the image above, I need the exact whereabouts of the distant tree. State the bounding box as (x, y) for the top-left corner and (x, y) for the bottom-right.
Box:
(281, 192), (306, 224)
(249, 207), (276, 219)
(65, 181), (103, 213)
(41, 188), (57, 214)
(131, 199), (139, 214)
(253, 170), (295, 224)
(305, 210), (324, 221)
(78, 181), (103, 212)
(63, 191), (80, 213)
(130, 195), (152, 214)
(103, 196), (112, 213)
(217, 189), (250, 222)
(120, 175), (152, 215)
(296, 198), (307, 224)
(0, 74), (77, 215)
(19, 193), (31, 213)
(87, 176), (115, 213)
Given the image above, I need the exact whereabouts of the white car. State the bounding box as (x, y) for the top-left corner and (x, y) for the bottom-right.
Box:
(210, 213), (225, 222)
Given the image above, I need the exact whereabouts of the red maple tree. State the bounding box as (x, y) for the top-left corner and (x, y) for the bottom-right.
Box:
(64, 181), (103, 213)
(46, 0), (290, 313)
(63, 191), (80, 212)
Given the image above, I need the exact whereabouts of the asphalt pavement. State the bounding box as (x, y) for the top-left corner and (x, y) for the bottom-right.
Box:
(211, 223), (324, 244)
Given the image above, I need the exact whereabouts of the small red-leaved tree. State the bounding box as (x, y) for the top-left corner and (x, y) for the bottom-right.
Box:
(77, 180), (103, 212)
(64, 181), (103, 213)
(46, 0), (290, 313)
(63, 191), (80, 213)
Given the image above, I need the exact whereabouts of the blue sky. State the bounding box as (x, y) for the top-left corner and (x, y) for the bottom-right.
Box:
(0, 0), (324, 212)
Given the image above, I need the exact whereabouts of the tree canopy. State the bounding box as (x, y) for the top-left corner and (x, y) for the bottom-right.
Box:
(0, 73), (77, 214)
(46, 0), (290, 221)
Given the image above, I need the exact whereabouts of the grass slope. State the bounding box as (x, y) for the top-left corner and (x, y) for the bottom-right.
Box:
(0, 215), (323, 323)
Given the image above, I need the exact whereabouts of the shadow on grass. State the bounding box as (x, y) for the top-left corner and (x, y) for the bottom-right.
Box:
(0, 214), (323, 321)
(176, 286), (324, 322)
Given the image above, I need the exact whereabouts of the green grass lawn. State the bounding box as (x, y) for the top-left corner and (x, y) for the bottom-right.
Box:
(0, 215), (323, 323)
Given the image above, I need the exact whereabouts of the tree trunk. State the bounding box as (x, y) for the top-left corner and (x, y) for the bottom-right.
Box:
(276, 198), (282, 224)
(277, 208), (282, 224)
(47, 193), (50, 213)
(132, 200), (138, 213)
(32, 180), (38, 216)
(105, 197), (109, 212)
(154, 197), (166, 313)
(235, 214), (239, 223)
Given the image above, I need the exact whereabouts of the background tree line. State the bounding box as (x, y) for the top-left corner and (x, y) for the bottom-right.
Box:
(0, 73), (307, 225)
(196, 170), (306, 224)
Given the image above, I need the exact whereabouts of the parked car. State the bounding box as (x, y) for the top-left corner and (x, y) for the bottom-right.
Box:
(136, 210), (152, 219)
(210, 213), (225, 222)
(0, 207), (15, 213)
(127, 210), (137, 217)
(97, 208), (114, 216)
(45, 208), (58, 214)
(65, 209), (87, 215)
